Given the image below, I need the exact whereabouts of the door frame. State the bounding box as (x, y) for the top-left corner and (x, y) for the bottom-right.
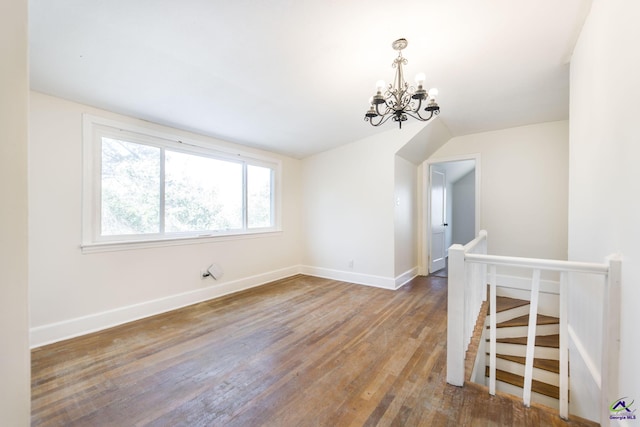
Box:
(422, 153), (481, 275)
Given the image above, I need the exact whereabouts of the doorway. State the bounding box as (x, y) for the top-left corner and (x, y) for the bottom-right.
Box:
(424, 155), (480, 277)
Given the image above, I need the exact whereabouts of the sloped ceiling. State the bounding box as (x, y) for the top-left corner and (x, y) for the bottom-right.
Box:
(29, 0), (591, 158)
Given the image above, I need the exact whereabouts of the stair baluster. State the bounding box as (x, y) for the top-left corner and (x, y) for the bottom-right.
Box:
(559, 271), (569, 419)
(488, 265), (497, 396)
(523, 269), (541, 407)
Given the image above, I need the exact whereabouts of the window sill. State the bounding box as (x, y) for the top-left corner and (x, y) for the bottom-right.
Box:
(81, 229), (283, 254)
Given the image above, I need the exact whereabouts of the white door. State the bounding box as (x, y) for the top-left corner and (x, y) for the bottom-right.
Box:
(430, 168), (447, 272)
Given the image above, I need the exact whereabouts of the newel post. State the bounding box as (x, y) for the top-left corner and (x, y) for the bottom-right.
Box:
(601, 254), (622, 426)
(446, 243), (466, 386)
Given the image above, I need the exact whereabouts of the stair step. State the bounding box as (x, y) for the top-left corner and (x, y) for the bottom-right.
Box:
(496, 334), (559, 348)
(486, 377), (562, 409)
(493, 324), (559, 339)
(485, 367), (560, 399)
(488, 296), (531, 324)
(492, 296), (529, 313)
(491, 342), (559, 360)
(493, 314), (559, 328)
(492, 354), (560, 374)
(487, 354), (559, 386)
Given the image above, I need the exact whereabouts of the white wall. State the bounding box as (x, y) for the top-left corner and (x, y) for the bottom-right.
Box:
(29, 92), (303, 346)
(0, 0), (30, 424)
(452, 170), (475, 245)
(569, 0), (640, 422)
(301, 122), (428, 288)
(394, 155), (418, 280)
(430, 121), (569, 261)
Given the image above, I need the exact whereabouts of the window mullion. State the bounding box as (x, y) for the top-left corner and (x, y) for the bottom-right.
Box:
(159, 148), (166, 234)
(270, 168), (275, 227)
(242, 162), (248, 230)
(95, 135), (104, 241)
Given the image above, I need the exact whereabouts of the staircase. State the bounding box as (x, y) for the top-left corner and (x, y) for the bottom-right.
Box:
(485, 296), (561, 409)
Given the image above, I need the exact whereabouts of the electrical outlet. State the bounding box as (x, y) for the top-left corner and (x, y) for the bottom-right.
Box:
(348, 260), (354, 269)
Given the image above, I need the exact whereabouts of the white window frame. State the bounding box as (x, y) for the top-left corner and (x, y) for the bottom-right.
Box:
(82, 114), (282, 253)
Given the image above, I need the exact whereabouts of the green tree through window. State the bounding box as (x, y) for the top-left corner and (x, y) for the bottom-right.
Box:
(165, 150), (242, 232)
(98, 134), (276, 240)
(101, 138), (160, 235)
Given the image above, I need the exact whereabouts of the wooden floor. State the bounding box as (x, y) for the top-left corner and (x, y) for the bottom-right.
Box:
(32, 274), (597, 426)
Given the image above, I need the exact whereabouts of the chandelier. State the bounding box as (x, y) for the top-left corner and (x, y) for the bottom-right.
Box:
(364, 38), (440, 128)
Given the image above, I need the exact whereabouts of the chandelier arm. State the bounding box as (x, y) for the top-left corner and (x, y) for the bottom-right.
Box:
(412, 97), (424, 112)
(403, 110), (435, 122)
(366, 113), (395, 127)
(419, 108), (440, 121)
(375, 114), (396, 126)
(374, 102), (387, 117)
(414, 109), (433, 121)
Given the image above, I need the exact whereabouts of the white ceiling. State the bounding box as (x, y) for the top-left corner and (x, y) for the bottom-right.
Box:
(29, 0), (591, 159)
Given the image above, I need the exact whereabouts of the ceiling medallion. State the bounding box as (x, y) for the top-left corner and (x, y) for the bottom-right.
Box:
(365, 38), (440, 128)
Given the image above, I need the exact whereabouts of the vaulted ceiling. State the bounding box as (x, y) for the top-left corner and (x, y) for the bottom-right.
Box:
(29, 0), (591, 158)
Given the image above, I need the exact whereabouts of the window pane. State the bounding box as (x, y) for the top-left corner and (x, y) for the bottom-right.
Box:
(247, 164), (273, 228)
(165, 151), (243, 232)
(101, 138), (160, 235)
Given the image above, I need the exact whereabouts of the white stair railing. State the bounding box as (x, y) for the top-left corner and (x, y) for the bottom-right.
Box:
(446, 230), (622, 424)
(446, 230), (488, 386)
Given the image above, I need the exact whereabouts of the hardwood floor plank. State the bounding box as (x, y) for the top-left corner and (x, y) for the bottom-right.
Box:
(32, 274), (596, 426)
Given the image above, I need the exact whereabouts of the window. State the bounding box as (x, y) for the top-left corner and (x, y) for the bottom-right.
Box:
(83, 115), (280, 250)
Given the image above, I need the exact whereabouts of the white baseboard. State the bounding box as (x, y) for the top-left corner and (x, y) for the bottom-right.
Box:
(31, 264), (421, 348)
(300, 265), (396, 289)
(395, 267), (419, 289)
(30, 265), (300, 348)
